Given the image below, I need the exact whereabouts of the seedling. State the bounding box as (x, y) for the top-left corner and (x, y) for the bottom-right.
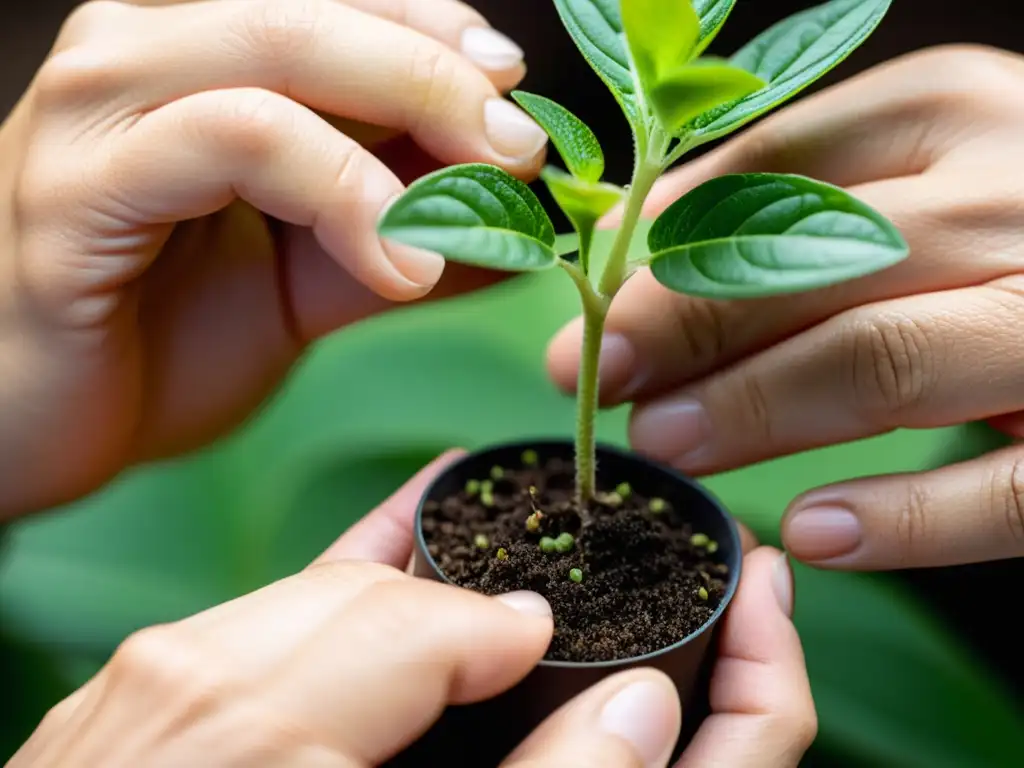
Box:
(569, 568), (584, 583)
(474, 534), (490, 549)
(690, 532), (710, 548)
(554, 532), (576, 552)
(540, 536), (559, 553)
(379, 0), (905, 508)
(648, 497), (668, 515)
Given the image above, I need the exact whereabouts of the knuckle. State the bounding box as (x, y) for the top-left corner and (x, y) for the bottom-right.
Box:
(988, 454), (1024, 543)
(897, 45), (1024, 113)
(894, 482), (931, 561)
(231, 0), (322, 67)
(405, 44), (462, 130)
(736, 372), (774, 444)
(110, 626), (233, 708)
(33, 48), (127, 111)
(847, 312), (935, 422)
(199, 89), (294, 163)
(667, 297), (729, 372)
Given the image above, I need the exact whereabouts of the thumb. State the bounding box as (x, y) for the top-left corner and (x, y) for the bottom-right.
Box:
(501, 668), (681, 768)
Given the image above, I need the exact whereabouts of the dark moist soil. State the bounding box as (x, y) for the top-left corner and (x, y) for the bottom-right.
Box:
(421, 457), (729, 663)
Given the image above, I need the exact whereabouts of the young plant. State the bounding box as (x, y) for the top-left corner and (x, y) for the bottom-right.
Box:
(378, 0), (906, 506)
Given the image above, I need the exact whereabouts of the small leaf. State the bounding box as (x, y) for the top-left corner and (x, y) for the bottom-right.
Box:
(553, 0), (735, 128)
(648, 173), (908, 298)
(511, 91), (604, 183)
(378, 164), (557, 271)
(541, 166), (623, 273)
(648, 58), (764, 136)
(691, 0), (892, 142)
(691, 0), (737, 55)
(621, 0), (700, 99)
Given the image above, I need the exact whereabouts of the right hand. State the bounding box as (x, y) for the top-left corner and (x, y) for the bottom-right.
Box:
(0, 0), (546, 518)
(548, 44), (1024, 573)
(10, 452), (815, 767)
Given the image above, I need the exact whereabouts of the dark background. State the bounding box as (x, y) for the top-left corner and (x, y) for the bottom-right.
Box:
(2, 0), (1022, 714)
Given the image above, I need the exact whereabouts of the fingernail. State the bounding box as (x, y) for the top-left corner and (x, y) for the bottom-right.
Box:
(773, 552), (794, 618)
(784, 506), (862, 562)
(599, 333), (646, 400)
(495, 590), (552, 618)
(630, 397), (710, 465)
(378, 195), (446, 288)
(461, 26), (524, 71)
(484, 99), (548, 160)
(600, 680), (679, 768)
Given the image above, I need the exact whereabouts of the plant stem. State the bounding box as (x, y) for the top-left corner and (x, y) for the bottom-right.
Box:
(572, 155), (662, 507)
(597, 159), (663, 297)
(574, 296), (607, 505)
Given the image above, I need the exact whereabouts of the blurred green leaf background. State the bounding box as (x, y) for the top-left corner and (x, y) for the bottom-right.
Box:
(3, 268), (1023, 766)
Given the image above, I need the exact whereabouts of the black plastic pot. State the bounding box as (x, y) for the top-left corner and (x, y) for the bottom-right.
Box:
(386, 439), (742, 767)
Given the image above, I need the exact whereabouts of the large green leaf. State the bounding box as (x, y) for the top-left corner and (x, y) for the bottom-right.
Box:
(690, 0), (892, 142)
(511, 91), (605, 183)
(378, 164), (556, 271)
(648, 173), (909, 298)
(541, 166), (623, 273)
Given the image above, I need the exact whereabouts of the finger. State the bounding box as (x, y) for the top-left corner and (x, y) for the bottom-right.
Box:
(52, 0), (544, 174)
(341, 0), (527, 90)
(61, 87), (446, 302)
(501, 669), (681, 768)
(265, 580), (553, 764)
(314, 449), (465, 567)
(783, 444), (1024, 569)
(548, 172), (1024, 407)
(177, 559), (549, 692)
(119, 0), (526, 89)
(626, 283), (1024, 476)
(678, 547), (815, 768)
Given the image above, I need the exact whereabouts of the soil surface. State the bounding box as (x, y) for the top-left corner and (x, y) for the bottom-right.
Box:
(421, 457), (729, 662)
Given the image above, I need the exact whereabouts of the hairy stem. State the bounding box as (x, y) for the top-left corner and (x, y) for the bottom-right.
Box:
(573, 154), (662, 507)
(574, 296), (607, 505)
(597, 159), (663, 297)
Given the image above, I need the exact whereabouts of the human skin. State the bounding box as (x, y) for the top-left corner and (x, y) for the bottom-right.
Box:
(548, 44), (1024, 572)
(0, 0), (548, 518)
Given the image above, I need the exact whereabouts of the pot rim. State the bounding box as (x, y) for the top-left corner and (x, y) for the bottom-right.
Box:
(414, 437), (744, 669)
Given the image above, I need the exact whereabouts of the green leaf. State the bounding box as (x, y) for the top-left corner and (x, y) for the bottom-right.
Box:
(510, 91), (604, 183)
(648, 173), (908, 298)
(691, 0), (893, 142)
(541, 166), (623, 273)
(621, 0), (700, 99)
(691, 0), (737, 55)
(552, 0), (736, 127)
(378, 164), (557, 271)
(647, 58), (764, 135)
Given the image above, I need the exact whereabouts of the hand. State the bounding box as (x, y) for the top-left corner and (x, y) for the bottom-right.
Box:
(0, 0), (545, 517)
(10, 453), (814, 767)
(548, 44), (1024, 571)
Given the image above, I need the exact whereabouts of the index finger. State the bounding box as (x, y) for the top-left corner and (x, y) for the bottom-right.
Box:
(678, 547), (816, 768)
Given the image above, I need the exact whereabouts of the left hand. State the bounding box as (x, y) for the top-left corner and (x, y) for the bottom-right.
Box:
(548, 44), (1024, 571)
